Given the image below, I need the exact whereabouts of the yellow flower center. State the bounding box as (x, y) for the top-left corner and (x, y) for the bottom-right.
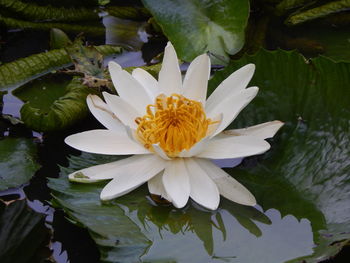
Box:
(135, 93), (215, 157)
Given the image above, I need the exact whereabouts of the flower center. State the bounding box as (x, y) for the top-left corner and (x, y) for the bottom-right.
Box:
(135, 93), (215, 157)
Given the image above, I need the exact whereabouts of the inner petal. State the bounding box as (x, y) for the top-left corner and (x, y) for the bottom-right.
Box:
(135, 93), (217, 157)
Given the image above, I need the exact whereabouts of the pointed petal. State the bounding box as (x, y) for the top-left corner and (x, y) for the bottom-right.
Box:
(148, 172), (171, 201)
(196, 158), (256, 206)
(162, 158), (190, 208)
(100, 155), (166, 200)
(86, 94), (124, 132)
(65, 129), (149, 155)
(178, 137), (209, 158)
(102, 92), (140, 129)
(68, 155), (146, 183)
(182, 53), (210, 104)
(185, 158), (220, 210)
(222, 121), (284, 139)
(108, 61), (152, 114)
(196, 135), (270, 159)
(206, 87), (259, 136)
(206, 64), (255, 110)
(158, 42), (182, 95)
(132, 68), (159, 99)
(152, 144), (172, 160)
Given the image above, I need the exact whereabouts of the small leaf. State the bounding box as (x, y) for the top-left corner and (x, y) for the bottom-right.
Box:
(50, 28), (72, 49)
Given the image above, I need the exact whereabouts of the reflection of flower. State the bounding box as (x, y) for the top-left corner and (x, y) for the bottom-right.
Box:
(65, 42), (283, 210)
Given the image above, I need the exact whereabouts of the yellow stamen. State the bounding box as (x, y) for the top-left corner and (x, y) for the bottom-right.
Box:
(135, 93), (216, 157)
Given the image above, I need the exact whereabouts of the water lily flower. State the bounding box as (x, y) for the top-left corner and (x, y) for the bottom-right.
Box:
(65, 42), (283, 210)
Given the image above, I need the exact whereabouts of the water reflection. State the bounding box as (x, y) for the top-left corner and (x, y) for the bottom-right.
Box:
(118, 196), (314, 263)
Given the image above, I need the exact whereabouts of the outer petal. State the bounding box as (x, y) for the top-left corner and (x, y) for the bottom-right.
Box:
(108, 61), (152, 114)
(206, 87), (259, 136)
(196, 135), (270, 159)
(100, 155), (166, 200)
(182, 53), (210, 104)
(86, 94), (124, 132)
(162, 158), (190, 208)
(185, 158), (220, 210)
(158, 42), (182, 95)
(205, 64), (255, 111)
(148, 172), (171, 201)
(68, 155), (146, 183)
(132, 68), (159, 99)
(196, 158), (256, 206)
(65, 129), (149, 155)
(222, 120), (284, 139)
(103, 92), (140, 129)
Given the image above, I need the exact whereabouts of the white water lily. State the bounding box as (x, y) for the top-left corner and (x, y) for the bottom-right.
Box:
(65, 42), (283, 210)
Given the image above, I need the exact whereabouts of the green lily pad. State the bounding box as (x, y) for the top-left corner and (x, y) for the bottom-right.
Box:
(142, 0), (249, 63)
(0, 199), (50, 263)
(209, 49), (350, 262)
(13, 76), (97, 132)
(49, 49), (350, 262)
(0, 137), (39, 191)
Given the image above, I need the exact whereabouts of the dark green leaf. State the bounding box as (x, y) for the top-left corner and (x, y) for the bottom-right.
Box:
(0, 137), (39, 191)
(142, 0), (249, 63)
(50, 28), (72, 49)
(0, 199), (50, 263)
(209, 49), (350, 262)
(13, 76), (96, 132)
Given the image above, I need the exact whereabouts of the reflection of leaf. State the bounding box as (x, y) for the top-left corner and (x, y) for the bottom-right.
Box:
(0, 0), (98, 22)
(0, 137), (39, 191)
(48, 153), (151, 263)
(13, 76), (96, 132)
(142, 0), (249, 63)
(209, 49), (350, 262)
(0, 43), (121, 90)
(0, 200), (50, 263)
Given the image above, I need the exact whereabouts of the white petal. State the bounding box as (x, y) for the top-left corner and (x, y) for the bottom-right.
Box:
(178, 137), (209, 158)
(206, 87), (259, 136)
(102, 92), (140, 129)
(162, 158), (190, 208)
(152, 144), (172, 160)
(158, 42), (182, 95)
(148, 172), (171, 201)
(86, 94), (125, 132)
(68, 155), (145, 183)
(65, 129), (149, 155)
(100, 155), (166, 200)
(222, 120), (284, 139)
(196, 135), (270, 159)
(108, 61), (152, 114)
(132, 68), (159, 99)
(205, 64), (255, 110)
(185, 158), (220, 210)
(196, 158), (256, 206)
(182, 53), (210, 104)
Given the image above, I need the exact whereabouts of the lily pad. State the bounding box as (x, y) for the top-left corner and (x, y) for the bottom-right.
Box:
(142, 0), (249, 63)
(0, 137), (39, 191)
(13, 76), (97, 132)
(49, 49), (350, 262)
(0, 199), (50, 263)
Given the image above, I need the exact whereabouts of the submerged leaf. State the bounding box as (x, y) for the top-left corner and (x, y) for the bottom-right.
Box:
(13, 76), (96, 132)
(0, 137), (39, 191)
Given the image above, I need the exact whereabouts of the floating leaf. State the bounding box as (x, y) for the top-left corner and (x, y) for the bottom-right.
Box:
(50, 28), (72, 49)
(285, 0), (350, 25)
(0, 0), (99, 22)
(209, 49), (350, 262)
(0, 137), (39, 191)
(0, 44), (121, 90)
(13, 76), (97, 132)
(105, 6), (151, 21)
(141, 0), (249, 63)
(0, 199), (50, 263)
